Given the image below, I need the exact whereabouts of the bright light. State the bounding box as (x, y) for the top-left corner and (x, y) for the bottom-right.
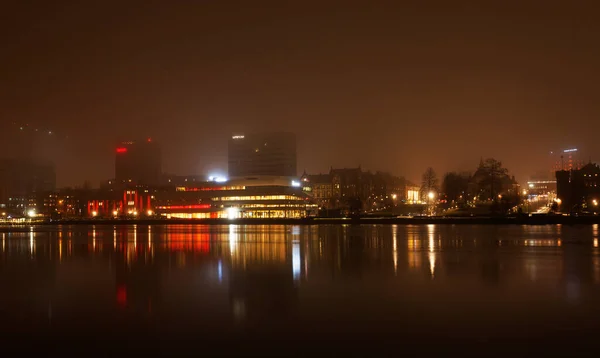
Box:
(209, 174), (228, 183)
(392, 194), (398, 200)
(594, 200), (598, 206)
(428, 192), (435, 200)
(226, 207), (239, 220)
(564, 148), (578, 153)
(1, 212), (5, 216)
(291, 180), (301, 187)
(147, 210), (154, 216)
(112, 210), (118, 216)
(91, 211), (98, 217)
(293, 242), (301, 281)
(132, 211), (138, 216)
(27, 210), (36, 218)
(528, 183), (534, 188)
(522, 190), (528, 196)
(232, 135), (245, 139)
(555, 198), (562, 205)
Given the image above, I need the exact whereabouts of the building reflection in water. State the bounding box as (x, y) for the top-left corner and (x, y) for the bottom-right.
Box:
(407, 227), (422, 270)
(392, 225), (398, 275)
(3, 223), (600, 329)
(593, 224), (600, 283)
(428, 224), (436, 279)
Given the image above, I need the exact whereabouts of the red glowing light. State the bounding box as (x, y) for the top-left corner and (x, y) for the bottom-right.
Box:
(116, 285), (127, 307)
(156, 204), (211, 210)
(116, 147), (128, 153)
(147, 137), (152, 143)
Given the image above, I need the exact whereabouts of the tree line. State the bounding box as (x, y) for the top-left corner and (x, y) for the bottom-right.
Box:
(420, 158), (518, 204)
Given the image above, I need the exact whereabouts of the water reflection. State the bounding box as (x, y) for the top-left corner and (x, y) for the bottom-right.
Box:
(1, 224), (600, 347)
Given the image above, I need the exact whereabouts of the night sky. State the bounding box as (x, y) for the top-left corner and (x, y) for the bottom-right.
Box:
(2, 1), (599, 187)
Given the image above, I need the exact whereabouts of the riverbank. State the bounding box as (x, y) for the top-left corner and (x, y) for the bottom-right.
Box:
(3, 215), (600, 226)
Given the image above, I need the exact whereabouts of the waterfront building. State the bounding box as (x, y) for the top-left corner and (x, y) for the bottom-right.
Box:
(154, 176), (316, 219)
(228, 132), (297, 177)
(0, 158), (56, 216)
(115, 138), (162, 185)
(556, 162), (600, 212)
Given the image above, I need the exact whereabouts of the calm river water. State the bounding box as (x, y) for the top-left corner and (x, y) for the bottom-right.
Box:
(1, 224), (600, 356)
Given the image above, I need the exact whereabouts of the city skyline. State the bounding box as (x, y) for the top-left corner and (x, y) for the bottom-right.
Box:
(2, 1), (599, 187)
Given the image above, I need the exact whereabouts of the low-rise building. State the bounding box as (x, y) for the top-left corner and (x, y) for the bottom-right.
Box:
(154, 176), (317, 219)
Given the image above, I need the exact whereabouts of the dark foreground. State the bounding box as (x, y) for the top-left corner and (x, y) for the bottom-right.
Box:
(1, 224), (600, 357)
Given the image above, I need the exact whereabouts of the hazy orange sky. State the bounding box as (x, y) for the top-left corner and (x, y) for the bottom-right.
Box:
(2, 1), (599, 186)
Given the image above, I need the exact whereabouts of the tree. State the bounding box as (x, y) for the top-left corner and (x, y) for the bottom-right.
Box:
(472, 158), (510, 201)
(441, 172), (471, 203)
(420, 167), (439, 201)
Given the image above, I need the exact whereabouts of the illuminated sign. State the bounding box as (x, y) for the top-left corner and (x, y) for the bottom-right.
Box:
(116, 147), (127, 153)
(564, 148), (578, 153)
(232, 135), (245, 139)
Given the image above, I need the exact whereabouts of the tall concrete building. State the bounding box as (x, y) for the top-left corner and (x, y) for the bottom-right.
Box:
(228, 132), (297, 177)
(115, 139), (162, 185)
(0, 158), (56, 212)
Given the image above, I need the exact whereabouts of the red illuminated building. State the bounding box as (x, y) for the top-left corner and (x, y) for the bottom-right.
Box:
(86, 188), (154, 217)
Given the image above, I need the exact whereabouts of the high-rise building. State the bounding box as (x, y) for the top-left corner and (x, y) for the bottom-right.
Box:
(115, 139), (162, 185)
(228, 132), (297, 177)
(0, 158), (56, 213)
(551, 148), (584, 173)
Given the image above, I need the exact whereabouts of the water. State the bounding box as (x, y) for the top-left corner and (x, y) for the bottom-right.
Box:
(1, 224), (600, 356)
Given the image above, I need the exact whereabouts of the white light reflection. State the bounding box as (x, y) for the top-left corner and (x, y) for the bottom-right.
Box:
(292, 241), (301, 281)
(427, 224), (436, 278)
(2, 233), (5, 252)
(594, 224), (599, 248)
(29, 227), (35, 256)
(218, 260), (223, 283)
(113, 228), (117, 250)
(148, 226), (152, 250)
(392, 225), (398, 275)
(229, 225), (238, 255)
(92, 227), (96, 251)
(292, 226), (301, 236)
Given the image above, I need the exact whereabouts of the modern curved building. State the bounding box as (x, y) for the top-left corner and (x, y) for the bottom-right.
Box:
(154, 176), (317, 219)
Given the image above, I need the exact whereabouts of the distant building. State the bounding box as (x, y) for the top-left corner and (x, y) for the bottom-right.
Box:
(525, 180), (557, 209)
(552, 148), (584, 173)
(115, 139), (162, 185)
(228, 132), (297, 177)
(0, 158), (56, 215)
(301, 168), (416, 212)
(556, 163), (600, 212)
(301, 173), (332, 208)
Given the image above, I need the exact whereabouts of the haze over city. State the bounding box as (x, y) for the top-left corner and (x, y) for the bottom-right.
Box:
(2, 1), (599, 187)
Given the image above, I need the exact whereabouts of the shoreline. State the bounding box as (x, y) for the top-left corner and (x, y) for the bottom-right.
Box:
(3, 215), (600, 226)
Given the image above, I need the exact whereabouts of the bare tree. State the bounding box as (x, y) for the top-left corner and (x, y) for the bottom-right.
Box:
(420, 167), (439, 201)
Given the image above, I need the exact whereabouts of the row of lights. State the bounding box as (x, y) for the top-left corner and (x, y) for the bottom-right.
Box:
(91, 210), (154, 217)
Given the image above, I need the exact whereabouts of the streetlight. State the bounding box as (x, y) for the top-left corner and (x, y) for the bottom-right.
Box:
(27, 209), (36, 218)
(427, 192), (435, 216)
